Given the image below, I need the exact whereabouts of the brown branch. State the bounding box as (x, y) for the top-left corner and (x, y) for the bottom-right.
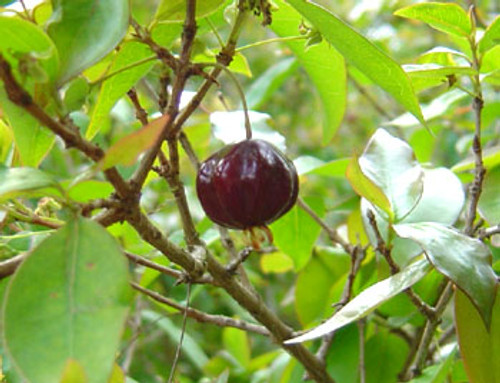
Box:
(131, 282), (270, 336)
(0, 54), (131, 199)
(367, 210), (436, 320)
(125, 251), (215, 285)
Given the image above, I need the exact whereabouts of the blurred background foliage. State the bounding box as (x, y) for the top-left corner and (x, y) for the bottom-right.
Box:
(0, 0), (498, 382)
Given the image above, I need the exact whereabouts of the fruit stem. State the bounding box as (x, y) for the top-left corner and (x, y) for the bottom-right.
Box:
(197, 61), (252, 139)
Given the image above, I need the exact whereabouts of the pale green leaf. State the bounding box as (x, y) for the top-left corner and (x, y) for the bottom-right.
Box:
(0, 119), (13, 162)
(272, 0), (346, 144)
(479, 166), (500, 225)
(286, 0), (424, 126)
(154, 0), (225, 22)
(365, 331), (409, 383)
(394, 222), (497, 328)
(260, 251), (294, 274)
(87, 41), (156, 139)
(0, 15), (59, 82)
(346, 156), (393, 219)
(0, 166), (62, 201)
(479, 15), (500, 54)
(270, 197), (324, 270)
(394, 2), (472, 37)
(47, 0), (129, 84)
(60, 359), (87, 383)
(2, 216), (132, 383)
(223, 327), (251, 369)
(99, 115), (169, 170)
(285, 258), (430, 344)
(455, 289), (500, 383)
(358, 128), (423, 221)
(386, 89), (467, 128)
(452, 145), (500, 173)
(308, 158), (350, 178)
(246, 57), (299, 110)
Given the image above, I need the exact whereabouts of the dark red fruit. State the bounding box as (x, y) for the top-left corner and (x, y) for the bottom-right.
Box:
(196, 139), (299, 230)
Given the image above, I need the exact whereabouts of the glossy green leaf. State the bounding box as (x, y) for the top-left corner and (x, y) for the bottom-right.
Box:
(287, 0), (424, 127)
(223, 326), (251, 369)
(455, 289), (500, 383)
(270, 197), (324, 270)
(365, 330), (409, 383)
(142, 310), (208, 371)
(394, 2), (472, 38)
(386, 89), (467, 128)
(271, 0), (346, 144)
(285, 258), (430, 344)
(346, 156), (393, 220)
(47, 0), (129, 84)
(2, 216), (132, 383)
(394, 222), (497, 328)
(87, 41), (156, 139)
(99, 115), (169, 170)
(295, 248), (350, 326)
(154, 0), (225, 22)
(0, 166), (62, 200)
(479, 16), (500, 55)
(359, 128), (423, 221)
(246, 58), (299, 110)
(0, 16), (59, 82)
(479, 166), (500, 225)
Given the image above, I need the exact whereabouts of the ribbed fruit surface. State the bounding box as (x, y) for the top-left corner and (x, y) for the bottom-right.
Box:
(196, 139), (299, 229)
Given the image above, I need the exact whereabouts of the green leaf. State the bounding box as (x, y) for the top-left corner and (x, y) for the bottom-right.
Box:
(63, 77), (89, 112)
(2, 216), (132, 383)
(455, 289), (500, 383)
(452, 145), (500, 173)
(286, 0), (424, 127)
(60, 359), (87, 383)
(295, 248), (350, 326)
(285, 258), (430, 344)
(260, 251), (294, 274)
(479, 16), (500, 55)
(479, 166), (500, 225)
(271, 0), (346, 144)
(99, 114), (169, 170)
(408, 345), (457, 383)
(270, 197), (324, 270)
(404, 64), (477, 92)
(47, 0), (129, 84)
(0, 16), (59, 83)
(223, 326), (251, 369)
(326, 325), (360, 382)
(394, 222), (497, 328)
(394, 2), (472, 38)
(386, 89), (467, 128)
(0, 166), (62, 201)
(87, 41), (156, 139)
(246, 57), (299, 110)
(308, 158), (350, 178)
(346, 156), (393, 220)
(0, 119), (13, 162)
(142, 310), (209, 371)
(154, 0), (225, 22)
(0, 86), (55, 167)
(358, 128), (423, 221)
(365, 330), (409, 383)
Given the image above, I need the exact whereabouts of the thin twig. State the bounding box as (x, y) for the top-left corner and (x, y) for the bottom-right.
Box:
(130, 282), (269, 336)
(167, 281), (191, 383)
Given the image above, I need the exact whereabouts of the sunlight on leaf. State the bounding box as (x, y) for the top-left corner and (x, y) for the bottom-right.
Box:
(0, 166), (63, 201)
(394, 222), (497, 328)
(285, 258), (430, 344)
